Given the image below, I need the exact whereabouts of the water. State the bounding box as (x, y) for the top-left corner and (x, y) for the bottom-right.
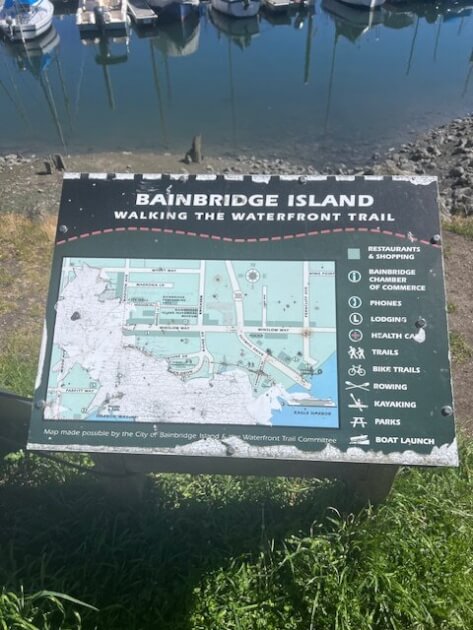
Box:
(0, 0), (472, 166)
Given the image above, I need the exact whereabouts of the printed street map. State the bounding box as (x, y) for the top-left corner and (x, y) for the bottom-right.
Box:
(45, 257), (339, 428)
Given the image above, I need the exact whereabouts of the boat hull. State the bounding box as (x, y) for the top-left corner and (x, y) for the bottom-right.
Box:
(0, 0), (54, 41)
(211, 0), (260, 18)
(76, 2), (128, 31)
(338, 0), (384, 8)
(146, 0), (199, 22)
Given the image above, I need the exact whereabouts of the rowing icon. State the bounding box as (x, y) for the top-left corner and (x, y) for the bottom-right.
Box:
(345, 381), (370, 392)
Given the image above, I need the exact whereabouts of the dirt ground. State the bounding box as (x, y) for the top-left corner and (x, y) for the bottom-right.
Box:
(0, 153), (472, 437)
(443, 231), (473, 435)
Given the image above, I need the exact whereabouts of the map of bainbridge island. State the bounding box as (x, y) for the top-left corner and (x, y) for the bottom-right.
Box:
(45, 257), (339, 428)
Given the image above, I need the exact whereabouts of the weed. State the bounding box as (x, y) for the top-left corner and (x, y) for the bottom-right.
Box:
(0, 329), (39, 396)
(444, 217), (473, 240)
(0, 587), (97, 630)
(450, 331), (473, 363)
(1, 439), (472, 630)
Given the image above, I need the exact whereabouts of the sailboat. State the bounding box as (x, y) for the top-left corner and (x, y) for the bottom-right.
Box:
(151, 13), (200, 55)
(338, 0), (384, 9)
(209, 8), (259, 149)
(211, 0), (260, 19)
(76, 0), (128, 32)
(146, 0), (199, 23)
(3, 26), (67, 146)
(0, 0), (54, 41)
(80, 32), (129, 109)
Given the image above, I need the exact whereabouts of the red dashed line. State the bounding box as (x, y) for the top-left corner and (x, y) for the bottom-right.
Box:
(55, 226), (440, 247)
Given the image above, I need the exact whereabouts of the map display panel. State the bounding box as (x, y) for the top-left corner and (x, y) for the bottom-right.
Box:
(46, 257), (339, 428)
(28, 174), (457, 468)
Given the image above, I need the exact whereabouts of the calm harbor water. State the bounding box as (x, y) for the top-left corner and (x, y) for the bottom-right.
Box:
(0, 0), (472, 165)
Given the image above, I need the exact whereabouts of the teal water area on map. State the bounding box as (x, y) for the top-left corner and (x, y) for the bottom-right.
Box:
(272, 352), (339, 428)
(0, 1), (472, 165)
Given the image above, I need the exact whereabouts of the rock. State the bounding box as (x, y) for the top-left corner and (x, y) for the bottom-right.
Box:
(450, 166), (465, 178)
(26, 206), (46, 221)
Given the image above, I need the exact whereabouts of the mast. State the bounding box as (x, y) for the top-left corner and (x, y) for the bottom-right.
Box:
(40, 68), (67, 148)
(150, 40), (170, 148)
(406, 15), (419, 76)
(303, 8), (314, 86)
(227, 35), (237, 150)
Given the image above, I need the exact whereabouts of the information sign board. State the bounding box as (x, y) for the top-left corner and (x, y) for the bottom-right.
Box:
(28, 173), (457, 467)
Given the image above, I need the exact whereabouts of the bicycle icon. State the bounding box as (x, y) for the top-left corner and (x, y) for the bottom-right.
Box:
(348, 364), (366, 377)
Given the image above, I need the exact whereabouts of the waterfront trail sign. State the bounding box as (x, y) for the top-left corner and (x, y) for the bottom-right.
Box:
(28, 173), (457, 469)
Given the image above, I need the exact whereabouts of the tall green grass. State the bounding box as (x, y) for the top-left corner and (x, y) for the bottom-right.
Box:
(0, 588), (97, 630)
(1, 440), (472, 630)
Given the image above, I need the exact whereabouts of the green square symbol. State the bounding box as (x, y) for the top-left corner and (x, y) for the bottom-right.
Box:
(347, 248), (361, 260)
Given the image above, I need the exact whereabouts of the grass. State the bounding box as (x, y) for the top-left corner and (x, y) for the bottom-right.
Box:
(0, 329), (40, 397)
(450, 331), (473, 364)
(443, 216), (473, 240)
(1, 215), (472, 629)
(1, 440), (472, 630)
(0, 588), (97, 630)
(0, 213), (54, 349)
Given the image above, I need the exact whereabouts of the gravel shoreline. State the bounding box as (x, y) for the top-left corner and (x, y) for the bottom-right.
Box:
(0, 113), (472, 218)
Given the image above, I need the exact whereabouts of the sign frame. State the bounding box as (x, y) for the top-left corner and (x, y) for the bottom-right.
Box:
(28, 173), (458, 469)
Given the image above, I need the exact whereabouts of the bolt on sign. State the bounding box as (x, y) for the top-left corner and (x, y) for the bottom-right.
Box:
(28, 173), (458, 468)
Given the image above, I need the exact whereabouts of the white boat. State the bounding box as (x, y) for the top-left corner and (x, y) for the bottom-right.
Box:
(151, 15), (200, 56)
(211, 0), (260, 19)
(322, 0), (383, 37)
(146, 0), (199, 22)
(0, 0), (53, 41)
(76, 0), (128, 31)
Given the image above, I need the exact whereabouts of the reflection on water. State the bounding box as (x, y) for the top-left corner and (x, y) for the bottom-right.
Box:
(0, 0), (472, 165)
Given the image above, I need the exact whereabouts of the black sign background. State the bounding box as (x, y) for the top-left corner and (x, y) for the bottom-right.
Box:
(28, 174), (457, 467)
